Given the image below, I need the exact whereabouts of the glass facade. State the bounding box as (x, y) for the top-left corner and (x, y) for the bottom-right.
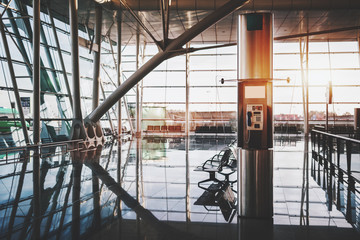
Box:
(1, 2), (360, 147)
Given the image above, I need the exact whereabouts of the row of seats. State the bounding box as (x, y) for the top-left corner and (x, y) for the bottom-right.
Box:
(146, 125), (183, 132)
(193, 140), (237, 222)
(195, 126), (233, 134)
(274, 125), (301, 134)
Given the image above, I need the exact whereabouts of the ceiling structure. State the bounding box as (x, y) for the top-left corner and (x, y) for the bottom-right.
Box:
(33, 0), (360, 44)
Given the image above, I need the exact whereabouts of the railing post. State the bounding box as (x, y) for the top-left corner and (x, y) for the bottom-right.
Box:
(317, 132), (320, 161)
(346, 140), (352, 175)
(322, 135), (327, 189)
(327, 136), (333, 211)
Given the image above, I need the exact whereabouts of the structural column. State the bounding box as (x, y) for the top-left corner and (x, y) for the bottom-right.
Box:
(135, 31), (141, 137)
(32, 2), (42, 236)
(72, 162), (82, 239)
(70, 0), (82, 120)
(92, 5), (102, 110)
(33, 0), (41, 144)
(305, 35), (309, 136)
(117, 11), (122, 136)
(185, 137), (191, 222)
(185, 43), (190, 136)
(237, 13), (273, 218)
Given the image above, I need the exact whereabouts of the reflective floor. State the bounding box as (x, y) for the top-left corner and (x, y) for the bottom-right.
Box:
(0, 135), (359, 239)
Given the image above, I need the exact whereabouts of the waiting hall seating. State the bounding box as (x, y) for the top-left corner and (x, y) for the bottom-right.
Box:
(194, 140), (237, 192)
(195, 125), (234, 134)
(194, 181), (236, 222)
(145, 125), (183, 133)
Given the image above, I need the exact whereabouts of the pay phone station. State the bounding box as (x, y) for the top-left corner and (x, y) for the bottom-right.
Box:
(246, 104), (263, 130)
(238, 80), (273, 150)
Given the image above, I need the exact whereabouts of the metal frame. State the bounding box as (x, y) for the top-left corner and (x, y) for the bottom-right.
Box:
(92, 4), (102, 110)
(70, 0), (82, 121)
(185, 42), (190, 136)
(117, 11), (122, 136)
(136, 31), (141, 136)
(119, 0), (161, 49)
(160, 0), (170, 48)
(0, 19), (30, 144)
(47, 3), (73, 109)
(33, 0), (41, 144)
(100, 79), (115, 133)
(86, 0), (250, 125)
(275, 25), (360, 41)
(2, 0), (32, 75)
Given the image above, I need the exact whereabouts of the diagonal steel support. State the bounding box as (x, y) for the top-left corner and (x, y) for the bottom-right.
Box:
(47, 4), (73, 109)
(0, 19), (30, 144)
(0, 0), (13, 17)
(86, 0), (250, 125)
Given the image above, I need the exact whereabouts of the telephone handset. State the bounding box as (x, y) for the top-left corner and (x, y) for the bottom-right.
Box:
(246, 104), (263, 130)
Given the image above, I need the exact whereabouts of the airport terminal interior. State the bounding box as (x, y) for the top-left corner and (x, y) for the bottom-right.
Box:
(0, 0), (360, 239)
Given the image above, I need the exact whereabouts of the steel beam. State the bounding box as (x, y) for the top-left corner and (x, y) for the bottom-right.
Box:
(136, 31), (141, 136)
(86, 0), (250, 124)
(47, 4), (73, 109)
(160, 0), (170, 47)
(185, 137), (190, 222)
(275, 25), (360, 41)
(40, 24), (59, 90)
(33, 0), (41, 144)
(0, 20), (30, 144)
(92, 171), (101, 232)
(0, 0), (13, 17)
(72, 162), (82, 240)
(140, 42), (146, 136)
(3, 0), (32, 75)
(100, 79), (115, 133)
(70, 0), (82, 120)
(116, 141), (123, 234)
(32, 153), (41, 239)
(6, 158), (28, 239)
(92, 4), (103, 110)
(185, 42), (190, 136)
(118, 0), (161, 49)
(305, 36), (309, 136)
(117, 11), (122, 136)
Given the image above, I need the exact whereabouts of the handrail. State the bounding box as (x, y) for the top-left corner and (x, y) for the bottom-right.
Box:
(0, 138), (90, 165)
(311, 129), (360, 184)
(0, 139), (84, 153)
(312, 129), (360, 144)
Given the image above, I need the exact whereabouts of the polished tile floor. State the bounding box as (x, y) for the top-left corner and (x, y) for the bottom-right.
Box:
(0, 135), (359, 239)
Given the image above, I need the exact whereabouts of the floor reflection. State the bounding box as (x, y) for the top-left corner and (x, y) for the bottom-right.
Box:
(0, 135), (358, 239)
(311, 151), (360, 231)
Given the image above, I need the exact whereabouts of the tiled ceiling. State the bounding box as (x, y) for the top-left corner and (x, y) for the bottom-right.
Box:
(44, 0), (360, 44)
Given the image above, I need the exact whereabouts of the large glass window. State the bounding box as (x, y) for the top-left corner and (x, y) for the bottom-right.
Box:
(1, 1), (360, 146)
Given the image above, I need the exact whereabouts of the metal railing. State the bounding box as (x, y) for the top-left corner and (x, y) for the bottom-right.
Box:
(311, 129), (360, 189)
(0, 139), (86, 165)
